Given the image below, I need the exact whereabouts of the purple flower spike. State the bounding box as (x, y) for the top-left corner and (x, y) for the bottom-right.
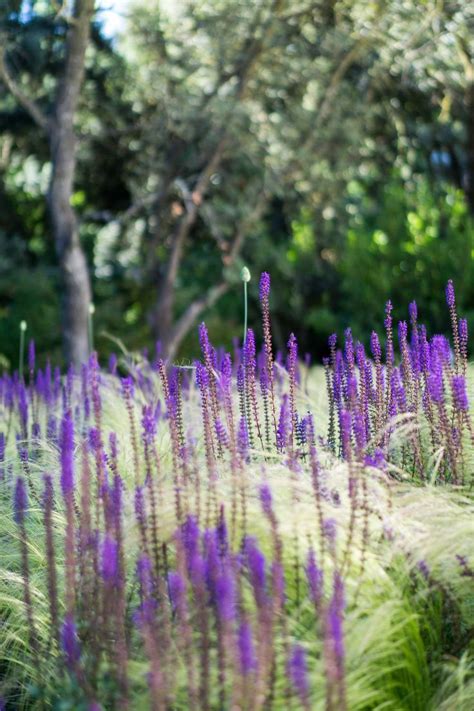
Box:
(168, 571), (186, 612)
(237, 418), (249, 460)
(306, 549), (323, 605)
(409, 301), (418, 322)
(215, 569), (236, 622)
(101, 536), (119, 584)
(238, 621), (257, 675)
(244, 537), (267, 608)
(328, 572), (345, 665)
(446, 279), (455, 309)
(61, 614), (81, 669)
(109, 353), (118, 375)
(13, 477), (28, 525)
(181, 515), (200, 565)
(259, 272), (271, 302)
(28, 340), (35, 373)
(452, 375), (469, 412)
(339, 409), (352, 460)
(60, 411), (75, 497)
(259, 483), (273, 516)
(370, 331), (381, 361)
(427, 369), (444, 404)
(288, 644), (309, 703)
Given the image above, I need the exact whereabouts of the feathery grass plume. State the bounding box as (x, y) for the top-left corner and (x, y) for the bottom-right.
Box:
(13, 476), (40, 661)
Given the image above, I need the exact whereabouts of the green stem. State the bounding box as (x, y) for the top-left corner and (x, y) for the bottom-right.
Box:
(88, 307), (94, 355)
(19, 327), (25, 380)
(243, 280), (248, 347)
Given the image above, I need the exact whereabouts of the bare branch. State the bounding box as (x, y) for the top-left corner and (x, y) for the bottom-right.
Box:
(0, 52), (49, 132)
(165, 192), (268, 361)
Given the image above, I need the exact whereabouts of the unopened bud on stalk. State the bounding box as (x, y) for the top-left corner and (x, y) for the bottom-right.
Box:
(241, 266), (251, 283)
(20, 320), (27, 332)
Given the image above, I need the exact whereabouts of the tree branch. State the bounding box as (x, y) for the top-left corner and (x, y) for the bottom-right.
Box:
(0, 52), (49, 132)
(165, 192), (268, 361)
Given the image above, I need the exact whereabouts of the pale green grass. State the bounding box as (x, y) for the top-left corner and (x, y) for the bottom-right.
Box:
(0, 366), (473, 708)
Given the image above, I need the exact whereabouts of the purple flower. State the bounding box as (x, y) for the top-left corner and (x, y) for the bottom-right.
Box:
(398, 320), (408, 344)
(271, 560), (285, 607)
(215, 569), (236, 622)
(109, 352), (118, 375)
(61, 614), (81, 669)
(446, 279), (455, 309)
(101, 536), (119, 584)
(244, 328), (257, 367)
(244, 537), (267, 608)
(199, 322), (212, 362)
(60, 411), (74, 496)
(339, 409), (352, 460)
(427, 369), (443, 404)
(328, 572), (345, 665)
(451, 375), (469, 412)
(215, 419), (229, 448)
(168, 571), (186, 612)
(121, 375), (134, 399)
(237, 418), (249, 460)
(459, 318), (468, 344)
(409, 301), (418, 322)
(259, 272), (271, 302)
(195, 361), (209, 390)
(141, 405), (157, 444)
(328, 333), (337, 350)
(277, 394), (290, 450)
(238, 621), (257, 675)
(259, 483), (273, 517)
(323, 518), (337, 547)
(370, 331), (381, 361)
(13, 477), (28, 525)
(28, 340), (35, 373)
(306, 549), (323, 605)
(181, 515), (200, 565)
(344, 329), (354, 368)
(417, 560), (430, 580)
(287, 333), (298, 371)
(288, 644), (309, 703)
(364, 447), (386, 470)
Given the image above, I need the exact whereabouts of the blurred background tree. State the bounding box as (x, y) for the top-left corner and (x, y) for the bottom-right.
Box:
(0, 0), (473, 368)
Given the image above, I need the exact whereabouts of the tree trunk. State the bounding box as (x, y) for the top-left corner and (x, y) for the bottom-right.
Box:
(48, 0), (95, 367)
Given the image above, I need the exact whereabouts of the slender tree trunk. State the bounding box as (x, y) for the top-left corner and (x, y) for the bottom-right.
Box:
(47, 0), (95, 367)
(1, 2), (94, 366)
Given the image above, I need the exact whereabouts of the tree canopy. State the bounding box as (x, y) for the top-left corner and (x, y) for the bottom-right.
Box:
(1, 0), (473, 366)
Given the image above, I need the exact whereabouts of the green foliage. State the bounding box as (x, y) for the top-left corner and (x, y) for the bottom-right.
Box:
(340, 174), (474, 339)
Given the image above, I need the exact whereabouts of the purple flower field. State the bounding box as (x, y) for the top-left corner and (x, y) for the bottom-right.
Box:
(0, 274), (473, 710)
